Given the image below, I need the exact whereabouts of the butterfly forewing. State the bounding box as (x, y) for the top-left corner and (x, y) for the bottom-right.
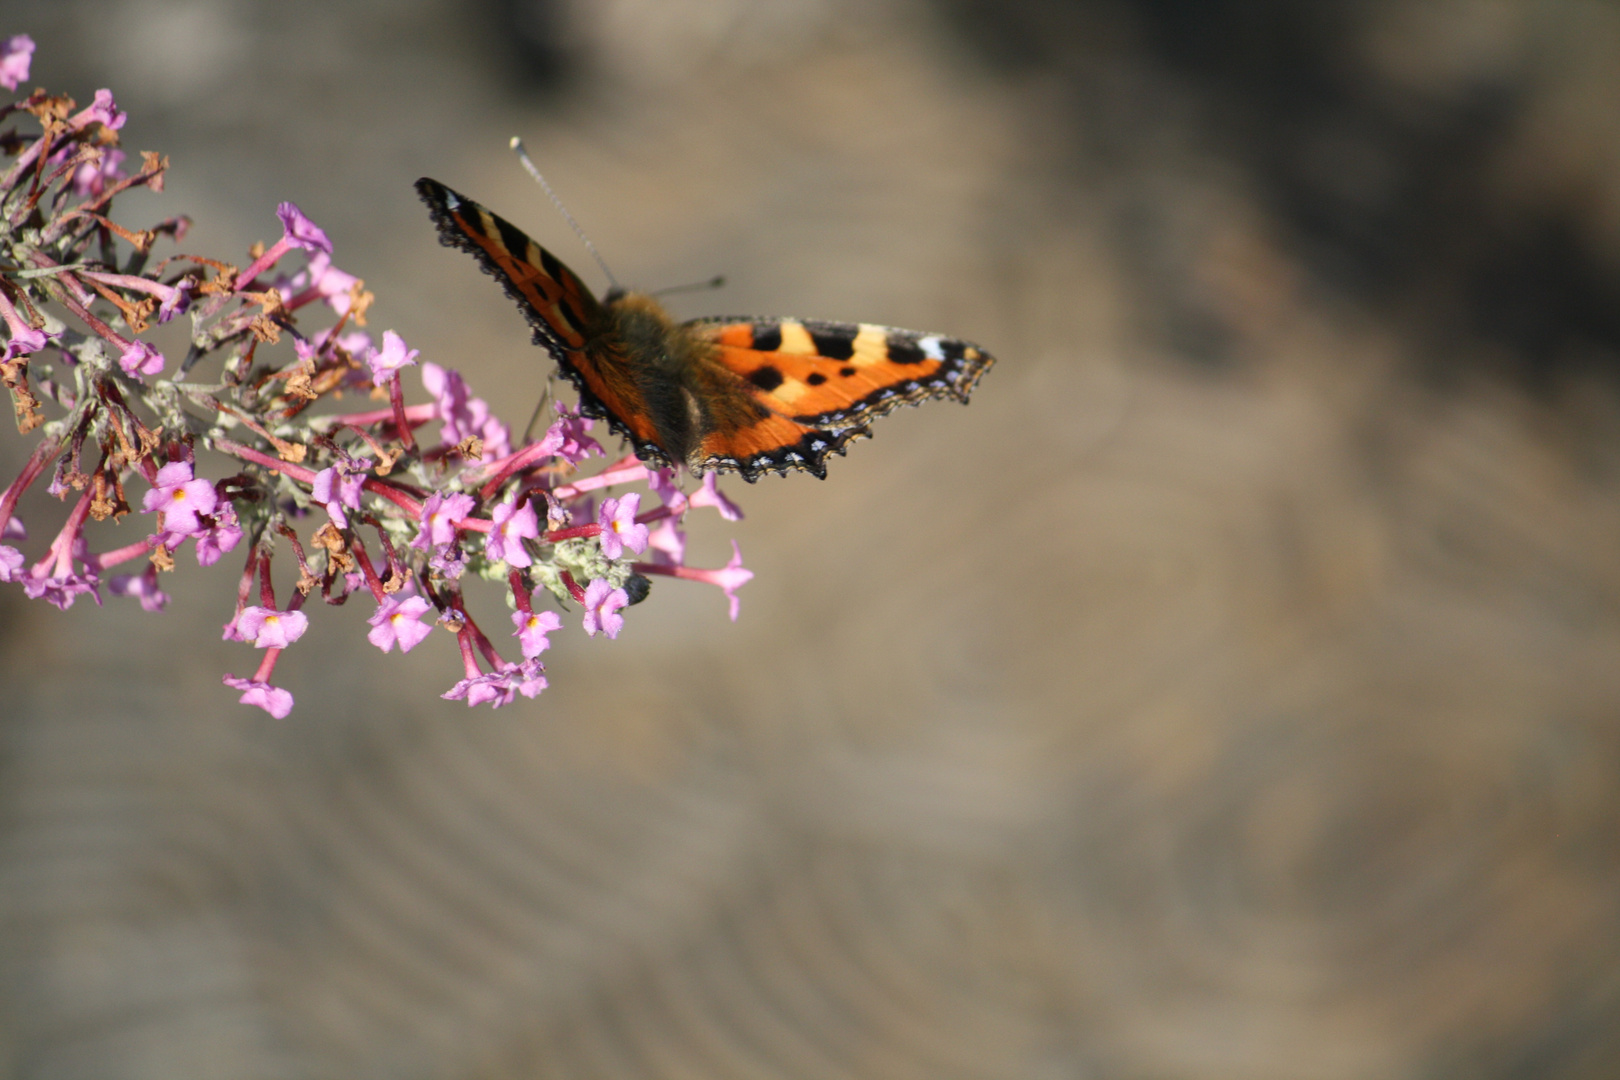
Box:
(417, 178), (665, 457)
(416, 179), (599, 362)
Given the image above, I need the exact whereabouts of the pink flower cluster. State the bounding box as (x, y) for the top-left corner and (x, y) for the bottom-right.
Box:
(0, 36), (754, 717)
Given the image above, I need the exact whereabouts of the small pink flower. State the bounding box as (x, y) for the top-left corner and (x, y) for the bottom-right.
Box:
(118, 339), (165, 378)
(487, 497), (540, 567)
(597, 492), (649, 560)
(0, 545), (23, 582)
(141, 461), (218, 536)
(420, 361), (510, 458)
(645, 467), (687, 512)
(367, 594), (434, 653)
(689, 472), (743, 521)
(711, 540), (754, 621)
(442, 667), (520, 708)
(550, 403), (603, 463)
(192, 503), (242, 566)
(235, 606), (310, 649)
(0, 34), (33, 91)
(70, 147), (125, 197)
(108, 566), (169, 612)
(412, 491), (475, 550)
(294, 251), (359, 312)
(581, 578), (628, 639)
(223, 675), (294, 719)
(513, 658), (549, 698)
(21, 565), (100, 610)
(67, 89), (126, 133)
(645, 518), (686, 567)
(0, 286), (48, 360)
(366, 329), (419, 386)
(2, 323), (45, 362)
(276, 202), (333, 256)
(311, 457), (370, 528)
(512, 606), (562, 658)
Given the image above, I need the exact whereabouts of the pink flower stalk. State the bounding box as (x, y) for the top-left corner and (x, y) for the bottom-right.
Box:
(581, 578), (628, 639)
(79, 269), (189, 323)
(368, 594), (434, 653)
(597, 492), (649, 559)
(236, 202), (332, 288)
(637, 539), (753, 621)
(0, 34), (33, 91)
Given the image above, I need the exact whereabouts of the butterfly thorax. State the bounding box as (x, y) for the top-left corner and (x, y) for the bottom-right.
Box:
(592, 291), (762, 470)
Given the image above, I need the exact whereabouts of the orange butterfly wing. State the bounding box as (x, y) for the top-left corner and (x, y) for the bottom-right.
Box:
(683, 316), (994, 479)
(415, 179), (663, 454)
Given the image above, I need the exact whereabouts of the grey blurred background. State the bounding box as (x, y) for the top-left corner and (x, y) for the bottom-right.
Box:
(4, 0), (1620, 1076)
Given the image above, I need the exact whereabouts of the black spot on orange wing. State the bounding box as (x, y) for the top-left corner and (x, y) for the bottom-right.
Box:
(885, 339), (926, 364)
(807, 326), (856, 360)
(747, 365), (784, 391)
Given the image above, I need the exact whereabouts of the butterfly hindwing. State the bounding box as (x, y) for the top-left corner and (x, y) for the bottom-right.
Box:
(669, 316), (994, 481)
(689, 316), (994, 431)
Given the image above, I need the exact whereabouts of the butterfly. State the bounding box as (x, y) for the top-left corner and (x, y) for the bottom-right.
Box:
(415, 178), (994, 482)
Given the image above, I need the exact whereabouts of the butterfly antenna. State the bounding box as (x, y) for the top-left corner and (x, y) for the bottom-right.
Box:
(510, 136), (621, 294)
(521, 376), (555, 445)
(652, 275), (726, 298)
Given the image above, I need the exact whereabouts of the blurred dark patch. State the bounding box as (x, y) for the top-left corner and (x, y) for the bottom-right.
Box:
(484, 0), (580, 95)
(937, 0), (1620, 386)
